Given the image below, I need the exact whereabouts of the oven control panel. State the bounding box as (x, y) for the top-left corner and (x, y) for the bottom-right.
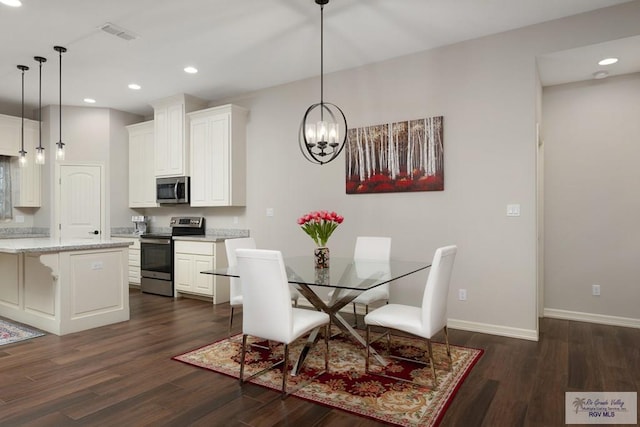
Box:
(169, 216), (204, 228)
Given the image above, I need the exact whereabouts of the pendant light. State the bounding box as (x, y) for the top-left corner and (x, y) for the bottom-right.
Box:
(17, 64), (29, 168)
(298, 0), (347, 165)
(54, 45), (67, 161)
(34, 56), (47, 165)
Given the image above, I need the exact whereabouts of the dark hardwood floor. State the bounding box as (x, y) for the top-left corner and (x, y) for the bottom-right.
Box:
(1, 289), (638, 426)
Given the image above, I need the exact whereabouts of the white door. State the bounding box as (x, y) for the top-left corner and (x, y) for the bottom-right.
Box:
(59, 164), (104, 240)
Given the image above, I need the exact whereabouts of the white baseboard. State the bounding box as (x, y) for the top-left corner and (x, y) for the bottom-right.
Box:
(543, 308), (640, 329)
(446, 318), (539, 341)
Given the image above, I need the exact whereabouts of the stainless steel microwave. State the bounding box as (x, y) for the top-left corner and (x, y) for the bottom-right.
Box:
(156, 176), (190, 204)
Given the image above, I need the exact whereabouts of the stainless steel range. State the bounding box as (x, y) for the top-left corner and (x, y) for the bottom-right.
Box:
(140, 216), (205, 296)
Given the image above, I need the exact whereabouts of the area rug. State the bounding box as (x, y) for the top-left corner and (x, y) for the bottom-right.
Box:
(173, 331), (483, 426)
(0, 319), (45, 346)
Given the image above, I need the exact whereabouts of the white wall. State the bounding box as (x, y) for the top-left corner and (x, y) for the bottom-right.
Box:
(543, 73), (640, 321)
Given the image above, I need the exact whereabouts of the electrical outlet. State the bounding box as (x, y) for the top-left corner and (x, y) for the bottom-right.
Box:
(592, 284), (601, 296)
(458, 289), (467, 301)
(266, 208), (274, 217)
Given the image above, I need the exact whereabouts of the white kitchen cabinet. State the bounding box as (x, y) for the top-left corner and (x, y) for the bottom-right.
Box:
(151, 94), (207, 177)
(174, 240), (229, 304)
(111, 237), (141, 285)
(188, 104), (248, 207)
(14, 120), (41, 207)
(126, 121), (157, 208)
(0, 114), (20, 156)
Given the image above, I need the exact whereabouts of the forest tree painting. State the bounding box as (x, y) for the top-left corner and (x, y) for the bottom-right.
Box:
(345, 116), (444, 194)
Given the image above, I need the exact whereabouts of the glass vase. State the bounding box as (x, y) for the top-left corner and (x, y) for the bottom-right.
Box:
(314, 247), (329, 269)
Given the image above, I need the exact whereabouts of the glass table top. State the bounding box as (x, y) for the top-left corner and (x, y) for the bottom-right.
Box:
(202, 256), (430, 291)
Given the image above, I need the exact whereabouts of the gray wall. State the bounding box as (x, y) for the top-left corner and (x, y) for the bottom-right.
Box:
(543, 73), (640, 322)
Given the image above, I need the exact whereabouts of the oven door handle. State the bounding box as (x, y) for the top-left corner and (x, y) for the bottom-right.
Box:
(141, 238), (172, 245)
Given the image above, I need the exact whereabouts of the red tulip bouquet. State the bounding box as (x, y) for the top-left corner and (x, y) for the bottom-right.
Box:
(297, 210), (344, 247)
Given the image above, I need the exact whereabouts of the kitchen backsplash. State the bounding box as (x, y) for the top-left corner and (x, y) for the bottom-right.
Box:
(0, 227), (249, 238)
(111, 227), (249, 238)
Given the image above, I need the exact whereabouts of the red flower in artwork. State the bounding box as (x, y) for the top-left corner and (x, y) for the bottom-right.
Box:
(373, 183), (395, 192)
(369, 173), (391, 184)
(395, 178), (413, 190)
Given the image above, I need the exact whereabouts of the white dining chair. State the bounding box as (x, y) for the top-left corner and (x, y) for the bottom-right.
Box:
(364, 245), (457, 387)
(236, 249), (330, 397)
(225, 237), (299, 339)
(328, 236), (392, 328)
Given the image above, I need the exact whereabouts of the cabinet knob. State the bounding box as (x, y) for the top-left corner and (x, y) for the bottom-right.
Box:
(90, 230), (99, 235)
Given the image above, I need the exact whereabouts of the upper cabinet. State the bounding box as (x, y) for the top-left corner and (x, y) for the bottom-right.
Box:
(14, 120), (41, 208)
(0, 114), (21, 156)
(151, 94), (207, 177)
(127, 121), (157, 208)
(188, 104), (248, 207)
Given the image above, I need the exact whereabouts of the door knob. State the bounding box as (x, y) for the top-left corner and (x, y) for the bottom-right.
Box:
(89, 230), (99, 235)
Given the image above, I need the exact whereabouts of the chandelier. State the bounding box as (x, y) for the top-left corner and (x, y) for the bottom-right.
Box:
(298, 0), (347, 165)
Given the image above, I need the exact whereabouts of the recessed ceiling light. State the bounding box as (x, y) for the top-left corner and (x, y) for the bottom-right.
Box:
(598, 57), (618, 66)
(84, 98), (96, 104)
(592, 71), (609, 79)
(128, 83), (141, 90)
(0, 0), (22, 7)
(184, 66), (198, 74)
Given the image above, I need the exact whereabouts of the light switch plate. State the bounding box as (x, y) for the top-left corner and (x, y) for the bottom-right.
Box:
(506, 204), (521, 217)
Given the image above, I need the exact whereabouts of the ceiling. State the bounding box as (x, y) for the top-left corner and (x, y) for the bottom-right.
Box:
(0, 0), (636, 118)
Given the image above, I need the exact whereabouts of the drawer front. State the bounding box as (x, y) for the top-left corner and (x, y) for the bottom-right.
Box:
(128, 250), (140, 266)
(128, 265), (140, 284)
(174, 241), (214, 256)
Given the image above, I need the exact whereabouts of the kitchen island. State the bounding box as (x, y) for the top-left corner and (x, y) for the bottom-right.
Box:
(0, 238), (131, 335)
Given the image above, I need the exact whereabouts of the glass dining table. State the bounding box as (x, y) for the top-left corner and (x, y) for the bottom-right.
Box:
(201, 256), (430, 373)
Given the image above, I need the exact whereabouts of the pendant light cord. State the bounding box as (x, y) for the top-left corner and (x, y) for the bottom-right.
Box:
(21, 68), (24, 153)
(17, 65), (28, 156)
(34, 56), (46, 152)
(39, 60), (42, 148)
(58, 48), (62, 144)
(53, 46), (67, 150)
(320, 2), (324, 122)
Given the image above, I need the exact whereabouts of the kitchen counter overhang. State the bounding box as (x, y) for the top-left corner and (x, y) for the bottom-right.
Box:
(0, 238), (132, 335)
(0, 237), (132, 253)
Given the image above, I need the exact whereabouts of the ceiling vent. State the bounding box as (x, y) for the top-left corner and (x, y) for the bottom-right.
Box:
(99, 22), (138, 41)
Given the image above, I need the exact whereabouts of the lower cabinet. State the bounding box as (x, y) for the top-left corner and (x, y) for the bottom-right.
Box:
(174, 240), (229, 304)
(111, 237), (141, 285)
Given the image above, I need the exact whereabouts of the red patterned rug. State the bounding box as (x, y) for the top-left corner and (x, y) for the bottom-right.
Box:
(173, 331), (482, 426)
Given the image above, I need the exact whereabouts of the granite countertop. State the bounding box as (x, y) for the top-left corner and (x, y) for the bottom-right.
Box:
(172, 235), (239, 242)
(0, 238), (133, 254)
(0, 234), (49, 239)
(111, 233), (142, 239)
